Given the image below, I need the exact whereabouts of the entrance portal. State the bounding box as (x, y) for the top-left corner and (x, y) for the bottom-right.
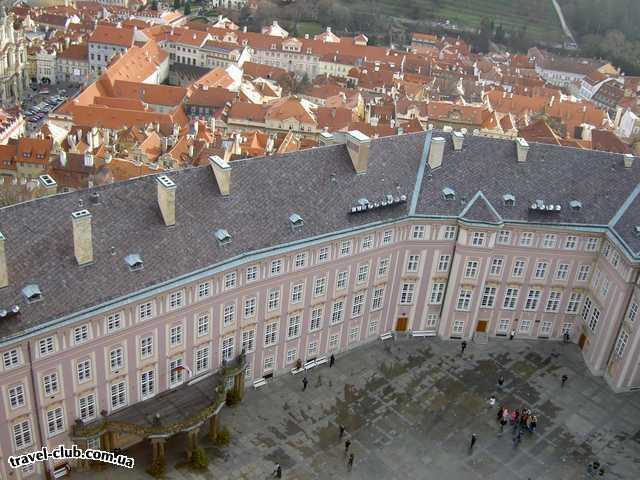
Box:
(476, 321), (488, 332)
(395, 316), (408, 331)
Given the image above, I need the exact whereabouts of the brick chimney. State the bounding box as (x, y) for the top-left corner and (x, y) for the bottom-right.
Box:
(515, 137), (529, 162)
(428, 136), (445, 170)
(624, 153), (634, 168)
(209, 155), (231, 196)
(346, 130), (371, 174)
(71, 209), (93, 265)
(452, 131), (464, 151)
(0, 231), (7, 288)
(156, 175), (176, 226)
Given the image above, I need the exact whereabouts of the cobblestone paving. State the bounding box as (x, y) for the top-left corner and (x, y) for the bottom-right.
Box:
(82, 337), (640, 479)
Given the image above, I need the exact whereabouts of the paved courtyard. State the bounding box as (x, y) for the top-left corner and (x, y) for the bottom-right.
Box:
(84, 337), (640, 479)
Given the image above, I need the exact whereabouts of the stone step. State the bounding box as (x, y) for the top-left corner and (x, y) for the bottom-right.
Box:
(473, 331), (489, 344)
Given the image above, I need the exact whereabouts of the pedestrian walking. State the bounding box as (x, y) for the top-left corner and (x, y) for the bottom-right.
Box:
(561, 374), (568, 387)
(273, 463), (282, 478)
(488, 395), (496, 408)
(509, 329), (516, 340)
(563, 331), (570, 344)
(496, 406), (504, 422)
(531, 415), (537, 433)
(330, 354), (335, 368)
(498, 375), (505, 388)
(302, 376), (308, 391)
(461, 340), (467, 354)
(513, 429), (522, 447)
(469, 433), (477, 451)
(345, 439), (351, 454)
(500, 417), (507, 434)
(339, 424), (345, 439)
(347, 453), (354, 471)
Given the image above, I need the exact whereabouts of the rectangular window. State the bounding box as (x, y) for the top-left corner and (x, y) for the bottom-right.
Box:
(73, 324), (89, 345)
(564, 236), (577, 250)
(109, 347), (124, 371)
(352, 293), (365, 317)
(406, 255), (420, 273)
(425, 314), (438, 329)
(602, 242), (611, 257)
(545, 291), (562, 312)
(287, 314), (301, 339)
(539, 321), (553, 336)
(307, 340), (318, 357)
(267, 289), (280, 311)
(383, 230), (393, 244)
(197, 281), (211, 298)
(585, 237), (599, 251)
(368, 319), (379, 335)
(411, 225), (426, 239)
(242, 297), (256, 318)
(519, 232), (534, 246)
(497, 319), (511, 333)
(291, 283), (304, 303)
(361, 235), (373, 250)
(518, 319), (531, 334)
(78, 393), (96, 421)
(429, 283), (445, 304)
(588, 307), (600, 332)
(197, 314), (210, 337)
(497, 230), (511, 244)
(437, 255), (451, 272)
(452, 320), (465, 335)
(582, 297), (593, 323)
(377, 257), (390, 276)
(195, 346), (210, 373)
(489, 257), (503, 276)
(524, 289), (541, 311)
(456, 288), (473, 311)
(444, 226), (457, 240)
(138, 302), (154, 321)
(371, 287), (385, 310)
(555, 263), (569, 280)
(628, 302), (638, 323)
(270, 259), (283, 275)
(264, 322), (278, 346)
(242, 329), (255, 353)
(331, 301), (344, 324)
(328, 333), (339, 350)
(13, 420), (33, 450)
(3, 349), (20, 369)
(168, 291), (184, 309)
(46, 407), (65, 437)
(110, 381), (127, 410)
(611, 252), (620, 268)
(601, 278), (610, 298)
(169, 325), (184, 346)
(314, 277), (327, 296)
(339, 240), (352, 256)
(614, 331), (629, 357)
(348, 327), (359, 344)
(77, 359), (91, 383)
(534, 261), (547, 279)
(224, 272), (237, 290)
(543, 234), (557, 248)
(294, 252), (307, 268)
(8, 384), (25, 409)
(566, 292), (582, 313)
(286, 348), (297, 364)
(481, 286), (497, 308)
(140, 370), (155, 399)
(503, 288), (519, 310)
(471, 232), (486, 246)
(464, 260), (479, 278)
(577, 264), (591, 281)
(318, 246), (329, 262)
(400, 283), (416, 304)
(39, 337), (55, 356)
(336, 271), (349, 290)
(263, 356), (274, 372)
(512, 260), (526, 277)
(246, 265), (258, 282)
(357, 264), (370, 283)
(222, 337), (234, 361)
(138, 335), (153, 358)
(310, 306), (323, 331)
(106, 312), (123, 332)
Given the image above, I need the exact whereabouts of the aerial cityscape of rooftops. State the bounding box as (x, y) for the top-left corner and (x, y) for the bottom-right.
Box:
(1, 0), (640, 478)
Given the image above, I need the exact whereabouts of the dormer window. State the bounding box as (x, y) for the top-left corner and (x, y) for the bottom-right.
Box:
(442, 187), (455, 200)
(124, 254), (144, 271)
(635, 225), (640, 238)
(570, 200), (582, 210)
(22, 284), (42, 303)
(503, 193), (515, 206)
(289, 213), (304, 231)
(215, 229), (232, 246)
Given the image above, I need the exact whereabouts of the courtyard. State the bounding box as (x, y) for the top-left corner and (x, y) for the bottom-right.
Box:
(81, 337), (640, 479)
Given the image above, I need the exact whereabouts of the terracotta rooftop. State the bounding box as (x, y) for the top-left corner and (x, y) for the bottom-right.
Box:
(89, 24), (135, 47)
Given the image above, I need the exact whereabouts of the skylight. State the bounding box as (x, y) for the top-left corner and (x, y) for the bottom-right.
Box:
(22, 284), (42, 303)
(124, 254), (144, 271)
(215, 229), (232, 245)
(289, 213), (304, 230)
(442, 187), (455, 200)
(503, 194), (515, 206)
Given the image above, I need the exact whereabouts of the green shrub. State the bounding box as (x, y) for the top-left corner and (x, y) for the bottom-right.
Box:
(225, 389), (241, 406)
(215, 426), (230, 446)
(147, 458), (165, 477)
(190, 447), (209, 470)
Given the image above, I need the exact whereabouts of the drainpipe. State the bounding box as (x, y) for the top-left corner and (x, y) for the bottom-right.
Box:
(604, 268), (639, 381)
(437, 222), (461, 335)
(27, 340), (53, 480)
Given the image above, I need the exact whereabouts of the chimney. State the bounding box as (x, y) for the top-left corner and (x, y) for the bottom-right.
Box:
(71, 209), (93, 266)
(59, 150), (67, 167)
(38, 174), (57, 196)
(0, 231), (7, 288)
(156, 175), (176, 226)
(452, 131), (464, 151)
(209, 155), (231, 196)
(345, 130), (371, 174)
(515, 137), (529, 162)
(428, 136), (445, 170)
(624, 153), (634, 168)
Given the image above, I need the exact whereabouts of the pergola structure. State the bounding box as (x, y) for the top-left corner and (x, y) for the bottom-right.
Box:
(71, 354), (246, 472)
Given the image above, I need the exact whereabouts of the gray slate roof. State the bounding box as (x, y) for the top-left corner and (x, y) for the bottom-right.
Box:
(0, 131), (639, 342)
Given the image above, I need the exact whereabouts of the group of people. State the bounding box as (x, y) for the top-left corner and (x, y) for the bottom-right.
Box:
(496, 405), (539, 442)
